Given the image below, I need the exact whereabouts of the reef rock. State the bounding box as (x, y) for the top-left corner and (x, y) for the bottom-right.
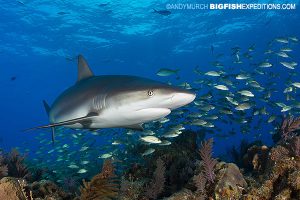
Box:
(214, 162), (247, 200)
(244, 144), (300, 199)
(0, 177), (27, 200)
(288, 169), (300, 191)
(30, 180), (73, 200)
(162, 188), (194, 200)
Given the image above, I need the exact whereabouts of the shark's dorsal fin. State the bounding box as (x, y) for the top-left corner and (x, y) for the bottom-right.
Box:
(77, 54), (94, 82)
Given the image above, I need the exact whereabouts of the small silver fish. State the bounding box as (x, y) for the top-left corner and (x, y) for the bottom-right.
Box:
(156, 68), (179, 77)
(142, 148), (155, 156)
(214, 84), (229, 91)
(258, 62), (272, 68)
(77, 169), (88, 174)
(140, 136), (162, 144)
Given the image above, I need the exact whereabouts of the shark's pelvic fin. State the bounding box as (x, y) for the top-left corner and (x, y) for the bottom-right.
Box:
(43, 100), (51, 116)
(43, 100), (55, 144)
(51, 127), (55, 144)
(124, 123), (144, 131)
(77, 54), (94, 82)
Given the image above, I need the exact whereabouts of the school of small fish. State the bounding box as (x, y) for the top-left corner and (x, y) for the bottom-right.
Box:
(18, 36), (299, 182)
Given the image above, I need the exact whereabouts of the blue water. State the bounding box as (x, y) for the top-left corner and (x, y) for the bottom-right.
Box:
(0, 0), (299, 162)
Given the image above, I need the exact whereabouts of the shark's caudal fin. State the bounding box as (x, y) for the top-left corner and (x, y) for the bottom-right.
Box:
(43, 100), (55, 144)
(77, 54), (94, 82)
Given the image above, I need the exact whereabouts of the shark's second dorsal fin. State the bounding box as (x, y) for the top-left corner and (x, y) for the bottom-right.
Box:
(77, 54), (94, 82)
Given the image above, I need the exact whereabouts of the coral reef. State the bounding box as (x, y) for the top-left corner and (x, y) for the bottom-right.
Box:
(198, 138), (217, 183)
(30, 179), (73, 199)
(213, 162), (247, 200)
(117, 132), (299, 200)
(292, 136), (300, 157)
(0, 149), (31, 180)
(243, 144), (269, 173)
(0, 119), (299, 200)
(0, 177), (28, 200)
(243, 136), (300, 199)
(79, 159), (119, 200)
(119, 178), (145, 200)
(144, 158), (166, 199)
(192, 172), (206, 199)
(273, 115), (300, 143)
(0, 154), (8, 179)
(279, 115), (300, 140)
(0, 177), (73, 200)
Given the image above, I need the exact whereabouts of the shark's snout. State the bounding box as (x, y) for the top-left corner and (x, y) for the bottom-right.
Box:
(170, 91), (196, 109)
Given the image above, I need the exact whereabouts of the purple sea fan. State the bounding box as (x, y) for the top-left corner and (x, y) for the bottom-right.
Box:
(280, 115), (300, 140)
(199, 138), (218, 183)
(145, 158), (166, 199)
(292, 136), (300, 157)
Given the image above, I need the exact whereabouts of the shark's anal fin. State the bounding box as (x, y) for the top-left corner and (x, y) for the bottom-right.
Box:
(124, 124), (144, 131)
(77, 55), (94, 82)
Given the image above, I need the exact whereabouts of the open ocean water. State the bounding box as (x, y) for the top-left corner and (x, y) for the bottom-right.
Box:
(0, 0), (299, 200)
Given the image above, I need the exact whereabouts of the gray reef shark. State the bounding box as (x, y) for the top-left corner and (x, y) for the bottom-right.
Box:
(27, 55), (196, 141)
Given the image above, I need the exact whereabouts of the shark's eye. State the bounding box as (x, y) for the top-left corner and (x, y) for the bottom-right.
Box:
(148, 90), (154, 97)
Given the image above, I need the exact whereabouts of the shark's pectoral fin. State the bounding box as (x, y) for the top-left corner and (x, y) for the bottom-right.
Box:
(23, 112), (99, 132)
(124, 124), (144, 131)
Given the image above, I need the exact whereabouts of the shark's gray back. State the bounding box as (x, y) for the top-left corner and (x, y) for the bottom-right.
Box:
(49, 75), (166, 122)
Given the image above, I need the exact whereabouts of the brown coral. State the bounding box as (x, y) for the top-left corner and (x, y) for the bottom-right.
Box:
(145, 158), (166, 199)
(192, 172), (207, 199)
(199, 138), (218, 183)
(30, 179), (72, 199)
(0, 177), (28, 200)
(119, 178), (145, 200)
(288, 170), (300, 191)
(269, 146), (290, 162)
(214, 162), (247, 200)
(244, 144), (299, 200)
(243, 145), (269, 173)
(292, 136), (300, 157)
(279, 115), (300, 140)
(1, 149), (31, 179)
(80, 160), (119, 200)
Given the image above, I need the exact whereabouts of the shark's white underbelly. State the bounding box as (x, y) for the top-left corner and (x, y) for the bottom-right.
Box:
(88, 107), (171, 128)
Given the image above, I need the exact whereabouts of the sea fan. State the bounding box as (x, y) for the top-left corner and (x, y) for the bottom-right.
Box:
(80, 160), (119, 200)
(279, 115), (300, 140)
(0, 149), (31, 179)
(0, 164), (8, 178)
(292, 136), (300, 157)
(7, 149), (31, 179)
(0, 154), (8, 178)
(199, 138), (218, 183)
(145, 158), (166, 199)
(193, 172), (207, 199)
